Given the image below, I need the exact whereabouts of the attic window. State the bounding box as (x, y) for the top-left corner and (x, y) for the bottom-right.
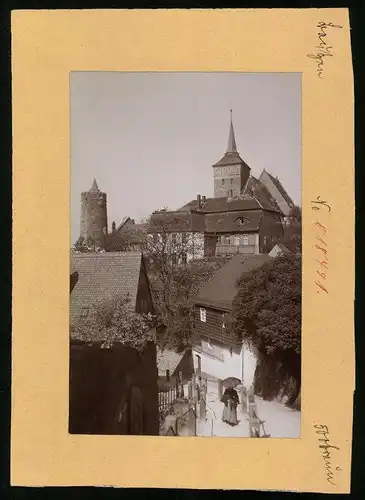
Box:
(235, 216), (249, 225)
(200, 308), (207, 323)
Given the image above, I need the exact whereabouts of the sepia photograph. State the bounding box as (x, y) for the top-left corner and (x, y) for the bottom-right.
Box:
(69, 72), (302, 438)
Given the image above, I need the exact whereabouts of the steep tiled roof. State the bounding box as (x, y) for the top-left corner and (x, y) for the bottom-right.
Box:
(179, 196), (262, 213)
(70, 252), (143, 326)
(149, 210), (205, 233)
(263, 171), (294, 209)
(156, 348), (186, 376)
(178, 177), (281, 215)
(213, 151), (248, 167)
(194, 254), (271, 311)
(89, 178), (100, 193)
(205, 210), (262, 233)
(244, 176), (281, 212)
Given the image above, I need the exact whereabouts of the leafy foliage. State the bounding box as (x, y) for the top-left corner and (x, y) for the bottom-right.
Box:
(281, 205), (302, 254)
(71, 296), (156, 351)
(72, 236), (102, 253)
(232, 253), (301, 404)
(106, 222), (146, 252)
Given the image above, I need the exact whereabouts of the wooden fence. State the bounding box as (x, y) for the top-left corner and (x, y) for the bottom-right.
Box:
(158, 386), (178, 411)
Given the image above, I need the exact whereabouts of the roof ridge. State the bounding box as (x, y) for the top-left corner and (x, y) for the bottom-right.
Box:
(72, 251), (142, 257)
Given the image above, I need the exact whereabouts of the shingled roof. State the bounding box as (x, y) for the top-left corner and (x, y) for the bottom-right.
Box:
(205, 210), (262, 233)
(260, 170), (294, 210)
(149, 210), (206, 233)
(70, 252), (144, 326)
(194, 254), (272, 311)
(178, 177), (281, 215)
(178, 195), (262, 213)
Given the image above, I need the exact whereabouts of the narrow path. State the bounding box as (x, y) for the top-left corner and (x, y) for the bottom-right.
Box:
(196, 387), (250, 437)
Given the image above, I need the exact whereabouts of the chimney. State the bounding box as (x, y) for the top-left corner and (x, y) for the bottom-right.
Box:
(197, 194), (202, 209)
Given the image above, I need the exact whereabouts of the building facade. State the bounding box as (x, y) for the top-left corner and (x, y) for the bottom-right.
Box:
(69, 252), (159, 435)
(149, 113), (287, 257)
(191, 254), (271, 389)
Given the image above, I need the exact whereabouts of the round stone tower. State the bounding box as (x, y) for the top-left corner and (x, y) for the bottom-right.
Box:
(80, 178), (108, 248)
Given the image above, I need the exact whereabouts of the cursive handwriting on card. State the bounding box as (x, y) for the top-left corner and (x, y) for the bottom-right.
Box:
(311, 196), (331, 294)
(314, 424), (341, 486)
(307, 22), (343, 79)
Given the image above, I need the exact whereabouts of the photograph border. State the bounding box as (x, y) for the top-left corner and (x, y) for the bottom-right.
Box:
(11, 8), (354, 493)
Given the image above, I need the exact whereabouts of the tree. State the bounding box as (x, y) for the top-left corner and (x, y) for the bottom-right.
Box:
(71, 295), (156, 351)
(105, 225), (146, 252)
(72, 236), (102, 253)
(232, 253), (301, 405)
(281, 205), (302, 254)
(143, 209), (227, 350)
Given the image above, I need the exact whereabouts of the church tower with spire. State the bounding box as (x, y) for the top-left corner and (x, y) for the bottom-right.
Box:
(212, 111), (251, 198)
(80, 178), (108, 248)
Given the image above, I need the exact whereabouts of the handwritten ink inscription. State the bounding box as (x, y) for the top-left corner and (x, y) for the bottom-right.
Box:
(311, 196), (331, 294)
(307, 22), (343, 78)
(314, 424), (342, 486)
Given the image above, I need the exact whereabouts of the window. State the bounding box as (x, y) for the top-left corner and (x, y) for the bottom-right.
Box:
(171, 233), (177, 244)
(181, 252), (187, 264)
(264, 236), (268, 245)
(222, 313), (226, 329)
(217, 235), (222, 244)
(234, 236), (240, 246)
(172, 253), (177, 265)
(181, 233), (187, 244)
(200, 308), (207, 322)
(222, 179), (225, 186)
(242, 235), (249, 246)
(230, 178), (233, 185)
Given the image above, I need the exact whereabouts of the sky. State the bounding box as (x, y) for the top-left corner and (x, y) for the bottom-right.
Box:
(70, 72), (301, 244)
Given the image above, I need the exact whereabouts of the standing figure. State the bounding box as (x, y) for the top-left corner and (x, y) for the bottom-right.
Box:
(220, 387), (239, 426)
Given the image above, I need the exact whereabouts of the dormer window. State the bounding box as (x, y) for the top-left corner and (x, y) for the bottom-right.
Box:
(234, 216), (250, 225)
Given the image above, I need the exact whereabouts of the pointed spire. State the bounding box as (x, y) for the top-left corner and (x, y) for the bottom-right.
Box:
(227, 109), (237, 153)
(89, 178), (100, 193)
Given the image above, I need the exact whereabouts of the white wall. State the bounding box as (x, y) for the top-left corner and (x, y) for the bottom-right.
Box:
(192, 341), (257, 389)
(242, 345), (258, 388)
